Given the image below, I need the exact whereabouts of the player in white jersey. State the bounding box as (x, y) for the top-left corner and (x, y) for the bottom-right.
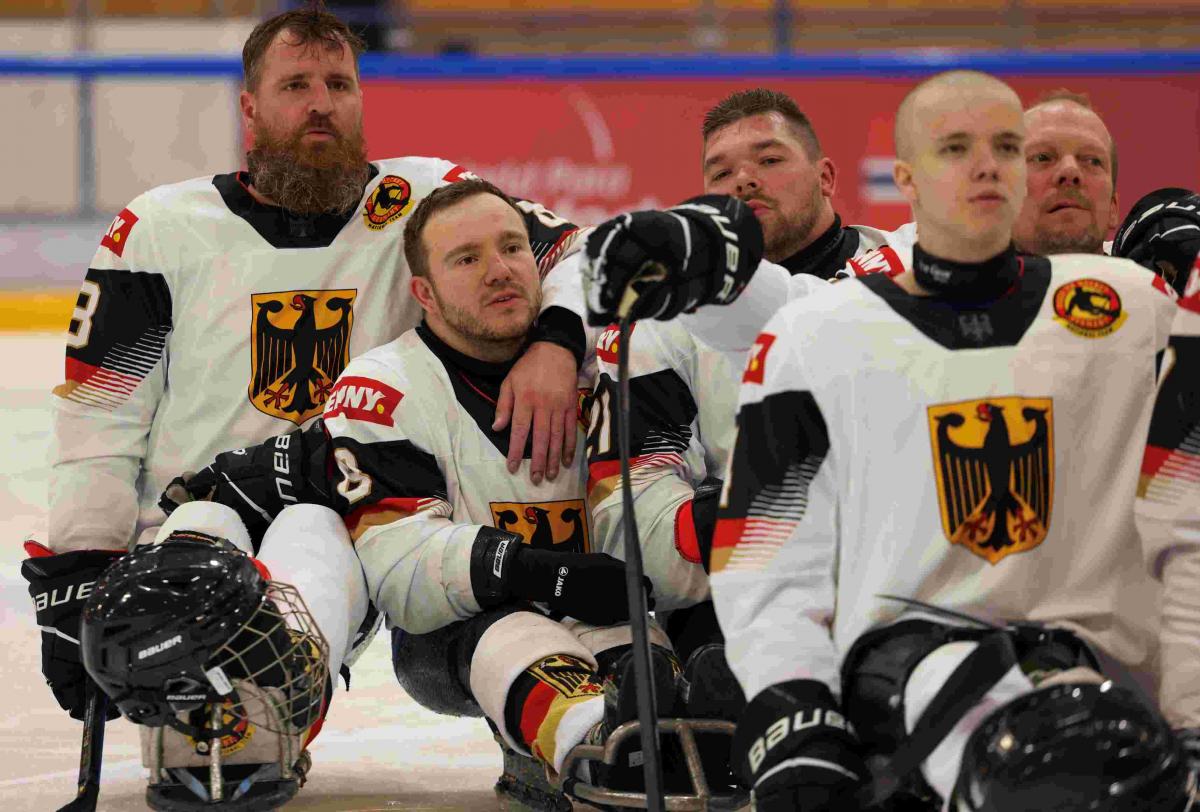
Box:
(1136, 255), (1200, 762)
(319, 178), (734, 808)
(710, 71), (1189, 811)
(20, 8), (586, 809)
(582, 89), (911, 709)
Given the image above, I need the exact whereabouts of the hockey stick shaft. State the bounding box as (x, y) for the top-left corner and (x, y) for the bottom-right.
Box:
(615, 312), (666, 812)
(57, 681), (108, 812)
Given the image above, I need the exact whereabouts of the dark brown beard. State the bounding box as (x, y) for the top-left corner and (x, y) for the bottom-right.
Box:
(246, 117), (369, 216)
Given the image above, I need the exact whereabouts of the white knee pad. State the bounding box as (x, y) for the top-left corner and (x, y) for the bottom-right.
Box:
(153, 502), (253, 556)
(257, 504), (368, 681)
(559, 617), (671, 659)
(469, 612), (599, 758)
(903, 640), (1036, 802)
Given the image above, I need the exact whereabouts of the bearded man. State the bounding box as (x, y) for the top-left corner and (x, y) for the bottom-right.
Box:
(23, 6), (591, 805)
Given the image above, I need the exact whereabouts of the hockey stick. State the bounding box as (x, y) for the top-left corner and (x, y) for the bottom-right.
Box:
(613, 266), (669, 812)
(57, 680), (108, 812)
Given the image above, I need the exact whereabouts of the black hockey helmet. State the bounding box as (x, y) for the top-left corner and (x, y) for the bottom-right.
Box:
(952, 681), (1195, 811)
(80, 535), (327, 739)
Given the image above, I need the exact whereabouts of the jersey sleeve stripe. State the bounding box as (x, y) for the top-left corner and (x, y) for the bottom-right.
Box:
(345, 496), (452, 541)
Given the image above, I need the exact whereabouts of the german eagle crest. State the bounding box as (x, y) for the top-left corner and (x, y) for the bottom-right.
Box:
(250, 289), (356, 425)
(928, 397), (1054, 564)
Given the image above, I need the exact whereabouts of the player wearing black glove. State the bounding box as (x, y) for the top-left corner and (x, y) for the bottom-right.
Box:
(20, 541), (123, 720)
(470, 527), (652, 626)
(584, 194), (764, 326)
(732, 679), (868, 811)
(1113, 187), (1200, 296)
(159, 419), (332, 548)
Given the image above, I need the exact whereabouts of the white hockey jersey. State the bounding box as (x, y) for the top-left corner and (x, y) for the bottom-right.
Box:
(586, 266), (827, 611)
(680, 222), (916, 352)
(1136, 257), (1200, 727)
(322, 325), (593, 635)
(50, 158), (581, 553)
(711, 246), (1176, 703)
(587, 225), (914, 612)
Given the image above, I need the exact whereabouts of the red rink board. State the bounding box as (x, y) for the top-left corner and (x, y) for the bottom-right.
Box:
(362, 74), (1200, 230)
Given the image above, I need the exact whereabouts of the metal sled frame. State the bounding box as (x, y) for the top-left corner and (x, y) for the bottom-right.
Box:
(558, 718), (749, 811)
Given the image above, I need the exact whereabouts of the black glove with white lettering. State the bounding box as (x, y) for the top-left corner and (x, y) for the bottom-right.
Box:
(158, 419), (333, 548)
(20, 542), (123, 721)
(1113, 187), (1200, 296)
(733, 679), (868, 812)
(584, 194), (764, 326)
(469, 527), (653, 626)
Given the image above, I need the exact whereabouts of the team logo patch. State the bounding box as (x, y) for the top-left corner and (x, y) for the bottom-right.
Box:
(249, 289), (356, 425)
(596, 323), (634, 365)
(743, 333), (776, 384)
(576, 387), (593, 432)
(490, 499), (590, 553)
(100, 208), (138, 257)
(1052, 279), (1128, 338)
(928, 397), (1054, 564)
(184, 700), (254, 757)
(324, 375), (404, 427)
(362, 175), (412, 231)
(528, 654), (603, 699)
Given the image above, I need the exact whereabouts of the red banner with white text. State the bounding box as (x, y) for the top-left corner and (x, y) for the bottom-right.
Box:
(362, 75), (1200, 230)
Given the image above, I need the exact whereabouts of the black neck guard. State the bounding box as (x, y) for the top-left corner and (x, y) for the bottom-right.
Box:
(912, 242), (1022, 303)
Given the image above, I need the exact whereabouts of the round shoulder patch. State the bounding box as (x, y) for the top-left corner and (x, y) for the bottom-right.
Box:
(363, 175), (413, 231)
(1051, 278), (1128, 338)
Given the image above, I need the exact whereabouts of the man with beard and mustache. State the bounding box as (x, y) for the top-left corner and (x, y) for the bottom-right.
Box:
(321, 179), (686, 806)
(23, 7), (588, 808)
(1012, 91), (1121, 257)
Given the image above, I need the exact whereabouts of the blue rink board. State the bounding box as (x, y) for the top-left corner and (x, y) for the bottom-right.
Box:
(1, 49), (1199, 79)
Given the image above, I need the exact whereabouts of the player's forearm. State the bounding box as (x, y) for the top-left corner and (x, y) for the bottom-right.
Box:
(49, 456), (142, 552)
(1160, 545), (1200, 728)
(356, 519), (482, 635)
(589, 471), (709, 611)
(712, 568), (841, 701)
(680, 259), (791, 351)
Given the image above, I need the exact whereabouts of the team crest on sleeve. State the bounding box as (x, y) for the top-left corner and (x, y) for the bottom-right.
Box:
(249, 289), (356, 425)
(183, 698), (254, 757)
(490, 499), (590, 553)
(100, 208), (139, 257)
(742, 333), (776, 384)
(362, 175), (412, 231)
(927, 397), (1054, 564)
(324, 375), (404, 426)
(1052, 279), (1128, 338)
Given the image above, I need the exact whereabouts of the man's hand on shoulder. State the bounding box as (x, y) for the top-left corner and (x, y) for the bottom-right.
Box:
(493, 341), (579, 485)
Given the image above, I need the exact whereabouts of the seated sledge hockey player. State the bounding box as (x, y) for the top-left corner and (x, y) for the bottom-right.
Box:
(1136, 253), (1200, 782)
(319, 177), (722, 806)
(702, 70), (1184, 810)
(582, 87), (919, 683)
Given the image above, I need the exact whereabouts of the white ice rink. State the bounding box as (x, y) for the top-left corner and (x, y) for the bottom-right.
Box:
(0, 334), (506, 811)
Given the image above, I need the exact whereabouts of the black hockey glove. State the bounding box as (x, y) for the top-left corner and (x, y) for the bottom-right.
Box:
(583, 194), (764, 326)
(1113, 187), (1200, 297)
(469, 527), (653, 626)
(732, 679), (868, 812)
(159, 419), (333, 547)
(20, 542), (123, 721)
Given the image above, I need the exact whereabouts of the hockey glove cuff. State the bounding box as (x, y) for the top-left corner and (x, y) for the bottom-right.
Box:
(1113, 187), (1200, 296)
(584, 195), (763, 326)
(158, 419), (333, 547)
(469, 526), (652, 626)
(732, 679), (868, 812)
(20, 542), (124, 721)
